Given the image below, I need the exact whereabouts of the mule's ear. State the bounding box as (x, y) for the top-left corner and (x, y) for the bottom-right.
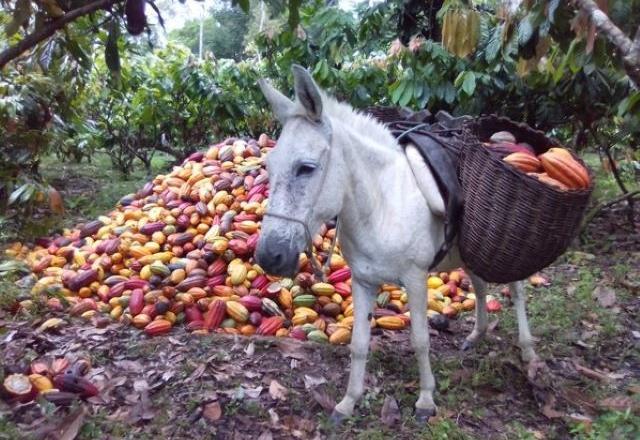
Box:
(258, 78), (294, 123)
(292, 65), (323, 123)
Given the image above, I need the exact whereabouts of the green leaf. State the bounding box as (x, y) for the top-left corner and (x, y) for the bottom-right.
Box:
(105, 20), (121, 75)
(399, 82), (414, 107)
(65, 38), (91, 70)
(485, 24), (503, 63)
(461, 72), (476, 96)
(391, 80), (407, 104)
(8, 184), (28, 205)
(517, 14), (534, 47)
(236, 0), (250, 13)
(547, 0), (560, 23)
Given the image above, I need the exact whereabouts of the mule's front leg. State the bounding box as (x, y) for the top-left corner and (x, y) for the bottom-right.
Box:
(331, 278), (375, 424)
(405, 271), (437, 422)
(462, 272), (488, 351)
(509, 280), (538, 362)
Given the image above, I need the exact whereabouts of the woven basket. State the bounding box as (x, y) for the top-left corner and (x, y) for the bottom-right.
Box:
(458, 115), (594, 283)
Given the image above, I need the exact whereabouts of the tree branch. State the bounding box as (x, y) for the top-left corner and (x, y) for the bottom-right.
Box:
(580, 190), (640, 233)
(572, 0), (640, 87)
(0, 0), (120, 70)
(589, 125), (636, 228)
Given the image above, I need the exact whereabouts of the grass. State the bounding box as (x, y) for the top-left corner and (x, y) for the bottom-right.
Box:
(0, 418), (23, 440)
(570, 410), (640, 440)
(40, 152), (173, 223)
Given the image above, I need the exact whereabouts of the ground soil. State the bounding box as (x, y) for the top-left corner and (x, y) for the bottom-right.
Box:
(0, 166), (639, 440)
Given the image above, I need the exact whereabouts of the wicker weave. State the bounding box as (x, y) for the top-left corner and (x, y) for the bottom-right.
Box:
(458, 115), (594, 283)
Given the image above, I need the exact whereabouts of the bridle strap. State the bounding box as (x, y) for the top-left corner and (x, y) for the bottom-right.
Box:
(262, 119), (337, 282)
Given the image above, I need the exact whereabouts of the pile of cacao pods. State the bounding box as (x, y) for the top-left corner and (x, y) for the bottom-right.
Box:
(1, 357), (98, 406)
(485, 131), (591, 190)
(4, 134), (487, 345)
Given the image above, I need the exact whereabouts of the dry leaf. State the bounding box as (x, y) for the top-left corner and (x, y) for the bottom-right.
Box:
(277, 339), (307, 360)
(244, 385), (263, 399)
(244, 342), (255, 356)
(54, 407), (85, 440)
(599, 396), (634, 412)
(311, 388), (335, 413)
(269, 380), (288, 401)
(257, 431), (274, 440)
(381, 395), (401, 427)
(133, 379), (149, 392)
(203, 401), (222, 422)
(592, 286), (617, 308)
(541, 395), (564, 419)
(48, 187), (65, 215)
(268, 408), (279, 425)
(573, 361), (611, 383)
(303, 375), (327, 389)
(187, 363), (207, 382)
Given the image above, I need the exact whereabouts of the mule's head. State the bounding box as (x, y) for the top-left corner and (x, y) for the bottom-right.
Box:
(255, 65), (343, 277)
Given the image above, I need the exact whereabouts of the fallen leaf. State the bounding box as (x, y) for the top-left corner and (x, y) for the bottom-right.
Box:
(55, 406), (85, 440)
(187, 363), (207, 382)
(573, 361), (611, 383)
(244, 385), (263, 399)
(36, 318), (64, 332)
(311, 387), (335, 413)
(632, 330), (640, 339)
(381, 395), (401, 426)
(168, 337), (186, 346)
(133, 379), (149, 392)
(113, 360), (143, 373)
(257, 431), (274, 440)
(592, 286), (617, 308)
(244, 342), (255, 356)
(269, 380), (288, 401)
(277, 339), (307, 360)
(268, 408), (279, 425)
(599, 396), (634, 412)
(303, 375), (327, 389)
(541, 395), (564, 419)
(203, 401), (222, 422)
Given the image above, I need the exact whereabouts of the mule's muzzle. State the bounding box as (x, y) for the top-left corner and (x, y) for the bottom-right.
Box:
(255, 235), (300, 278)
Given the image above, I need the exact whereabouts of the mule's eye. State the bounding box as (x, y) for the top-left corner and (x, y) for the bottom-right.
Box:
(295, 163), (316, 177)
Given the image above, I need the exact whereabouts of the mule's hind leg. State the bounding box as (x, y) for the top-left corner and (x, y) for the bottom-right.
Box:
(404, 270), (437, 422)
(509, 280), (538, 362)
(332, 278), (375, 424)
(462, 272), (488, 351)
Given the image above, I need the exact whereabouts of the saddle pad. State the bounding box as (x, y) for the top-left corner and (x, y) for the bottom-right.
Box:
(390, 125), (464, 270)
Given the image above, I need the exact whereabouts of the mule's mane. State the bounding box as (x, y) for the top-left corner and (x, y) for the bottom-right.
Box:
(321, 94), (400, 152)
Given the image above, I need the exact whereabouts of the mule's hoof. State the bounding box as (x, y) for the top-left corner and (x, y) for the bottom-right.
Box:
(329, 410), (347, 427)
(415, 407), (437, 423)
(461, 339), (475, 351)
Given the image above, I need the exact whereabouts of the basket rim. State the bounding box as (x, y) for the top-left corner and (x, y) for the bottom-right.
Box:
(462, 115), (595, 195)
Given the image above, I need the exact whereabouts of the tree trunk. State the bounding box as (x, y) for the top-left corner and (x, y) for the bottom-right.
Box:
(572, 0), (640, 87)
